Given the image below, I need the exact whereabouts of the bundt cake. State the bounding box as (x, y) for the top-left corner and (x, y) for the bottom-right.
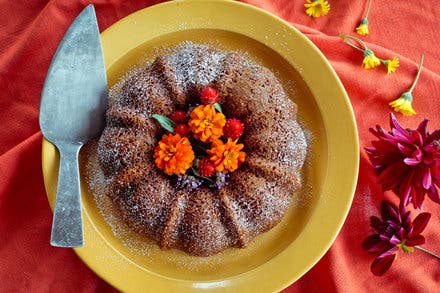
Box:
(97, 42), (307, 256)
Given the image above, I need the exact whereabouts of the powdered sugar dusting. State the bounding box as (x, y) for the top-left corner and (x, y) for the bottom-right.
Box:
(91, 42), (309, 259)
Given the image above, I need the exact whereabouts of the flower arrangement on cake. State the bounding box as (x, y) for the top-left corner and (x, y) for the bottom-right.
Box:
(152, 87), (246, 190)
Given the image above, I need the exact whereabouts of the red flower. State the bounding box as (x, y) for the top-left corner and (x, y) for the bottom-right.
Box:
(200, 87), (219, 105)
(362, 200), (431, 276)
(224, 118), (244, 140)
(366, 113), (440, 208)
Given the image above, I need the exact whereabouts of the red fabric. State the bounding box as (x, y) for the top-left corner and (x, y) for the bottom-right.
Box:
(1, 0), (439, 291)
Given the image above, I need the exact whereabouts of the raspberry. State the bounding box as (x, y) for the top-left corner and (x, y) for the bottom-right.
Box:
(200, 87), (219, 105)
(174, 123), (191, 137)
(171, 110), (188, 123)
(223, 119), (244, 140)
(197, 157), (216, 177)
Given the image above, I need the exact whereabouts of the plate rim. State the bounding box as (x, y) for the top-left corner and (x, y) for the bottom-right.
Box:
(41, 0), (359, 292)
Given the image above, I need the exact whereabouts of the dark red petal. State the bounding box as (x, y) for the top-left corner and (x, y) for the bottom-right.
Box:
(403, 149), (423, 166)
(405, 235), (425, 246)
(401, 210), (412, 231)
(371, 254), (397, 276)
(389, 235), (402, 246)
(392, 128), (412, 144)
(377, 162), (408, 191)
(416, 118), (429, 139)
(365, 146), (376, 154)
(378, 246), (398, 259)
(411, 130), (424, 147)
(412, 212), (431, 235)
(426, 129), (440, 144)
(370, 216), (383, 231)
(381, 200), (399, 222)
(397, 142), (414, 155)
(427, 186), (440, 204)
(362, 234), (389, 253)
(422, 167), (432, 189)
(398, 178), (413, 207)
(390, 113), (407, 136)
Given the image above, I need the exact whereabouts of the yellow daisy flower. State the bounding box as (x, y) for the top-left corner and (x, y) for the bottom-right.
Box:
(382, 57), (400, 75)
(356, 18), (369, 36)
(389, 93), (416, 116)
(362, 48), (381, 69)
(304, 0), (330, 18)
(389, 53), (424, 116)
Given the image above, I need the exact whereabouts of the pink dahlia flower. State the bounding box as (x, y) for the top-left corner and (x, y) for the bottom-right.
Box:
(362, 200), (431, 276)
(366, 113), (440, 209)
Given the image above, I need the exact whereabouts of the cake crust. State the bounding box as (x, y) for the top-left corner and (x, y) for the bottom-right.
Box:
(97, 43), (307, 256)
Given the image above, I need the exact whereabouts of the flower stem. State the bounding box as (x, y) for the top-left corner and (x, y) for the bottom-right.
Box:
(415, 245), (440, 259)
(364, 0), (373, 19)
(340, 34), (365, 52)
(408, 53), (425, 94)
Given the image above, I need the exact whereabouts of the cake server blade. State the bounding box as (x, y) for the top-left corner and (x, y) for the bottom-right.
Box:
(39, 4), (107, 247)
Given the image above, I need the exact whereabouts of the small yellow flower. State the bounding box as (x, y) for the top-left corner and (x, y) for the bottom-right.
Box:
(304, 0), (330, 18)
(362, 48), (381, 69)
(389, 92), (416, 116)
(382, 57), (400, 75)
(189, 105), (226, 143)
(356, 18), (369, 36)
(154, 133), (195, 175)
(207, 138), (246, 173)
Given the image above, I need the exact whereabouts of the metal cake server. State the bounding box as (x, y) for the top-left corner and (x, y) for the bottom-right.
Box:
(39, 4), (107, 247)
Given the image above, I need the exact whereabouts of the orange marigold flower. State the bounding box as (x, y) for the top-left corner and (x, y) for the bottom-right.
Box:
(189, 105), (226, 142)
(207, 138), (246, 173)
(154, 133), (194, 175)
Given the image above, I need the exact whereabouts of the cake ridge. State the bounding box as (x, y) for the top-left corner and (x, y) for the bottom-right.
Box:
(97, 42), (307, 256)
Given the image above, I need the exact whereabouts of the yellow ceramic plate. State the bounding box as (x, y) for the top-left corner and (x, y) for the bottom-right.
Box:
(42, 0), (359, 292)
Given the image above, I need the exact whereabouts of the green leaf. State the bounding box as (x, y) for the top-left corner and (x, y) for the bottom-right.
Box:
(152, 114), (175, 133)
(213, 103), (222, 113)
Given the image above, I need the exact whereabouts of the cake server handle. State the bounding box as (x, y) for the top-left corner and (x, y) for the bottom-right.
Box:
(50, 142), (84, 247)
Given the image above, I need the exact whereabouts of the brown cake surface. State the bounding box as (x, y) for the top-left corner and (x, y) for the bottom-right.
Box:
(97, 43), (307, 256)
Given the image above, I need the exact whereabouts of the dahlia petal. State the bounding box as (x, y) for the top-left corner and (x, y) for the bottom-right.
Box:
(405, 235), (425, 246)
(426, 129), (440, 144)
(381, 200), (399, 222)
(410, 131), (424, 147)
(362, 234), (389, 253)
(391, 129), (412, 144)
(378, 246), (398, 258)
(389, 235), (402, 246)
(370, 216), (384, 232)
(412, 212), (431, 235)
(364, 146), (376, 154)
(390, 113), (406, 134)
(369, 126), (380, 137)
(399, 179), (412, 207)
(403, 157), (421, 166)
(396, 227), (407, 240)
(422, 168), (432, 189)
(416, 118), (429, 139)
(433, 165), (440, 180)
(377, 162), (408, 190)
(397, 142), (414, 155)
(427, 185), (440, 204)
(401, 210), (412, 231)
(371, 254), (396, 276)
(371, 140), (398, 154)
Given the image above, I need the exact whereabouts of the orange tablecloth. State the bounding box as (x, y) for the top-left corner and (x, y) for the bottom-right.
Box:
(1, 0), (439, 291)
